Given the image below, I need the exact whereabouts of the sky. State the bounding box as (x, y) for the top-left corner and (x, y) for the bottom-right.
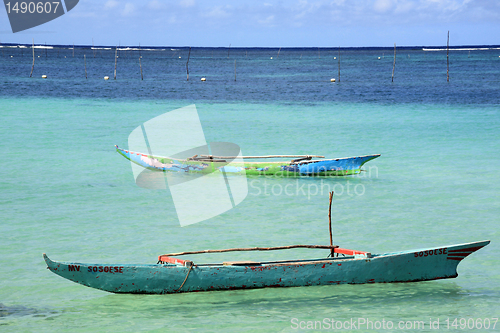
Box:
(1, 0), (500, 47)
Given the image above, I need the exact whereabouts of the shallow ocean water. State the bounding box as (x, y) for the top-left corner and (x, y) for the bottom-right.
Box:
(0, 46), (499, 332)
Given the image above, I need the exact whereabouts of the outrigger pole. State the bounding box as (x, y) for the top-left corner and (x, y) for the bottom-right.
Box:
(160, 244), (339, 257)
(194, 154), (325, 159)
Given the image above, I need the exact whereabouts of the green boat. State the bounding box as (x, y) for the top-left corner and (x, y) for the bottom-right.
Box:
(115, 146), (380, 176)
(44, 240), (490, 294)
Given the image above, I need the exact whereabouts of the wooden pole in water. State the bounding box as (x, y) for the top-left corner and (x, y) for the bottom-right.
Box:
(392, 43), (396, 82)
(338, 46), (340, 82)
(30, 39), (35, 77)
(447, 31), (450, 82)
(84, 54), (87, 79)
(277, 47), (281, 58)
(139, 56), (143, 80)
(186, 47), (191, 81)
(328, 191), (334, 256)
(114, 47), (117, 80)
(227, 43), (231, 58)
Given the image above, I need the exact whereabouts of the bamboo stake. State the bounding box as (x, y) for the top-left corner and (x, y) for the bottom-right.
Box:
(139, 56), (143, 80)
(447, 31), (450, 82)
(186, 47), (191, 81)
(277, 47), (281, 58)
(29, 39), (35, 78)
(84, 54), (87, 79)
(114, 47), (117, 80)
(391, 43), (396, 82)
(338, 46), (340, 82)
(162, 244), (339, 257)
(328, 191), (334, 256)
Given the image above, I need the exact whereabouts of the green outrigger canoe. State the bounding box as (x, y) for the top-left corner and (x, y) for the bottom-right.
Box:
(44, 240), (489, 294)
(115, 146), (380, 176)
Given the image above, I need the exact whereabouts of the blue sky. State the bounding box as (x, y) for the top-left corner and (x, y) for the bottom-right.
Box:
(1, 0), (500, 47)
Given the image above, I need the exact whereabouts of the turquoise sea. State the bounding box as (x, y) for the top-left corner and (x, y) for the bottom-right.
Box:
(1, 46), (499, 332)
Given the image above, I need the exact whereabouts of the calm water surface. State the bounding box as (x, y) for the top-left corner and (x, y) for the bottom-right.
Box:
(0, 46), (499, 332)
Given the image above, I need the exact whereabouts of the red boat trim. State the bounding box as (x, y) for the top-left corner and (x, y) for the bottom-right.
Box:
(158, 256), (191, 266)
(446, 245), (487, 261)
(334, 248), (371, 257)
(448, 246), (484, 253)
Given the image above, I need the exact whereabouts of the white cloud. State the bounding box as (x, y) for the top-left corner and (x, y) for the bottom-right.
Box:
(258, 15), (275, 26)
(122, 3), (135, 16)
(374, 0), (393, 13)
(203, 6), (229, 18)
(104, 0), (118, 10)
(148, 0), (165, 10)
(395, 0), (415, 14)
(180, 0), (195, 8)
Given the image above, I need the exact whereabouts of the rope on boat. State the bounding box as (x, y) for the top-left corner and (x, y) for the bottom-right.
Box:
(176, 262), (194, 292)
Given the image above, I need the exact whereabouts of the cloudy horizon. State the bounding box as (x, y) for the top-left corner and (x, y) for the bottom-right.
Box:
(1, 0), (499, 47)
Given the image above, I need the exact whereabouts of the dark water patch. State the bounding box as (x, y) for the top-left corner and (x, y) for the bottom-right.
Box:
(0, 303), (58, 320)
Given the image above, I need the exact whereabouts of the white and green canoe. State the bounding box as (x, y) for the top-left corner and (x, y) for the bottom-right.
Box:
(115, 146), (380, 177)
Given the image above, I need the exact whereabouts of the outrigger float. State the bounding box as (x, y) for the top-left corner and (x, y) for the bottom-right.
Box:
(44, 240), (489, 294)
(115, 145), (380, 177)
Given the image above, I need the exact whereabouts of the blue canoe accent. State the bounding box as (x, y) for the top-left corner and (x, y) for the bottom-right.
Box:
(44, 240), (489, 294)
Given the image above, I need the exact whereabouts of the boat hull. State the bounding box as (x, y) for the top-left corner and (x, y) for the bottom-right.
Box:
(116, 147), (380, 177)
(44, 240), (489, 294)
